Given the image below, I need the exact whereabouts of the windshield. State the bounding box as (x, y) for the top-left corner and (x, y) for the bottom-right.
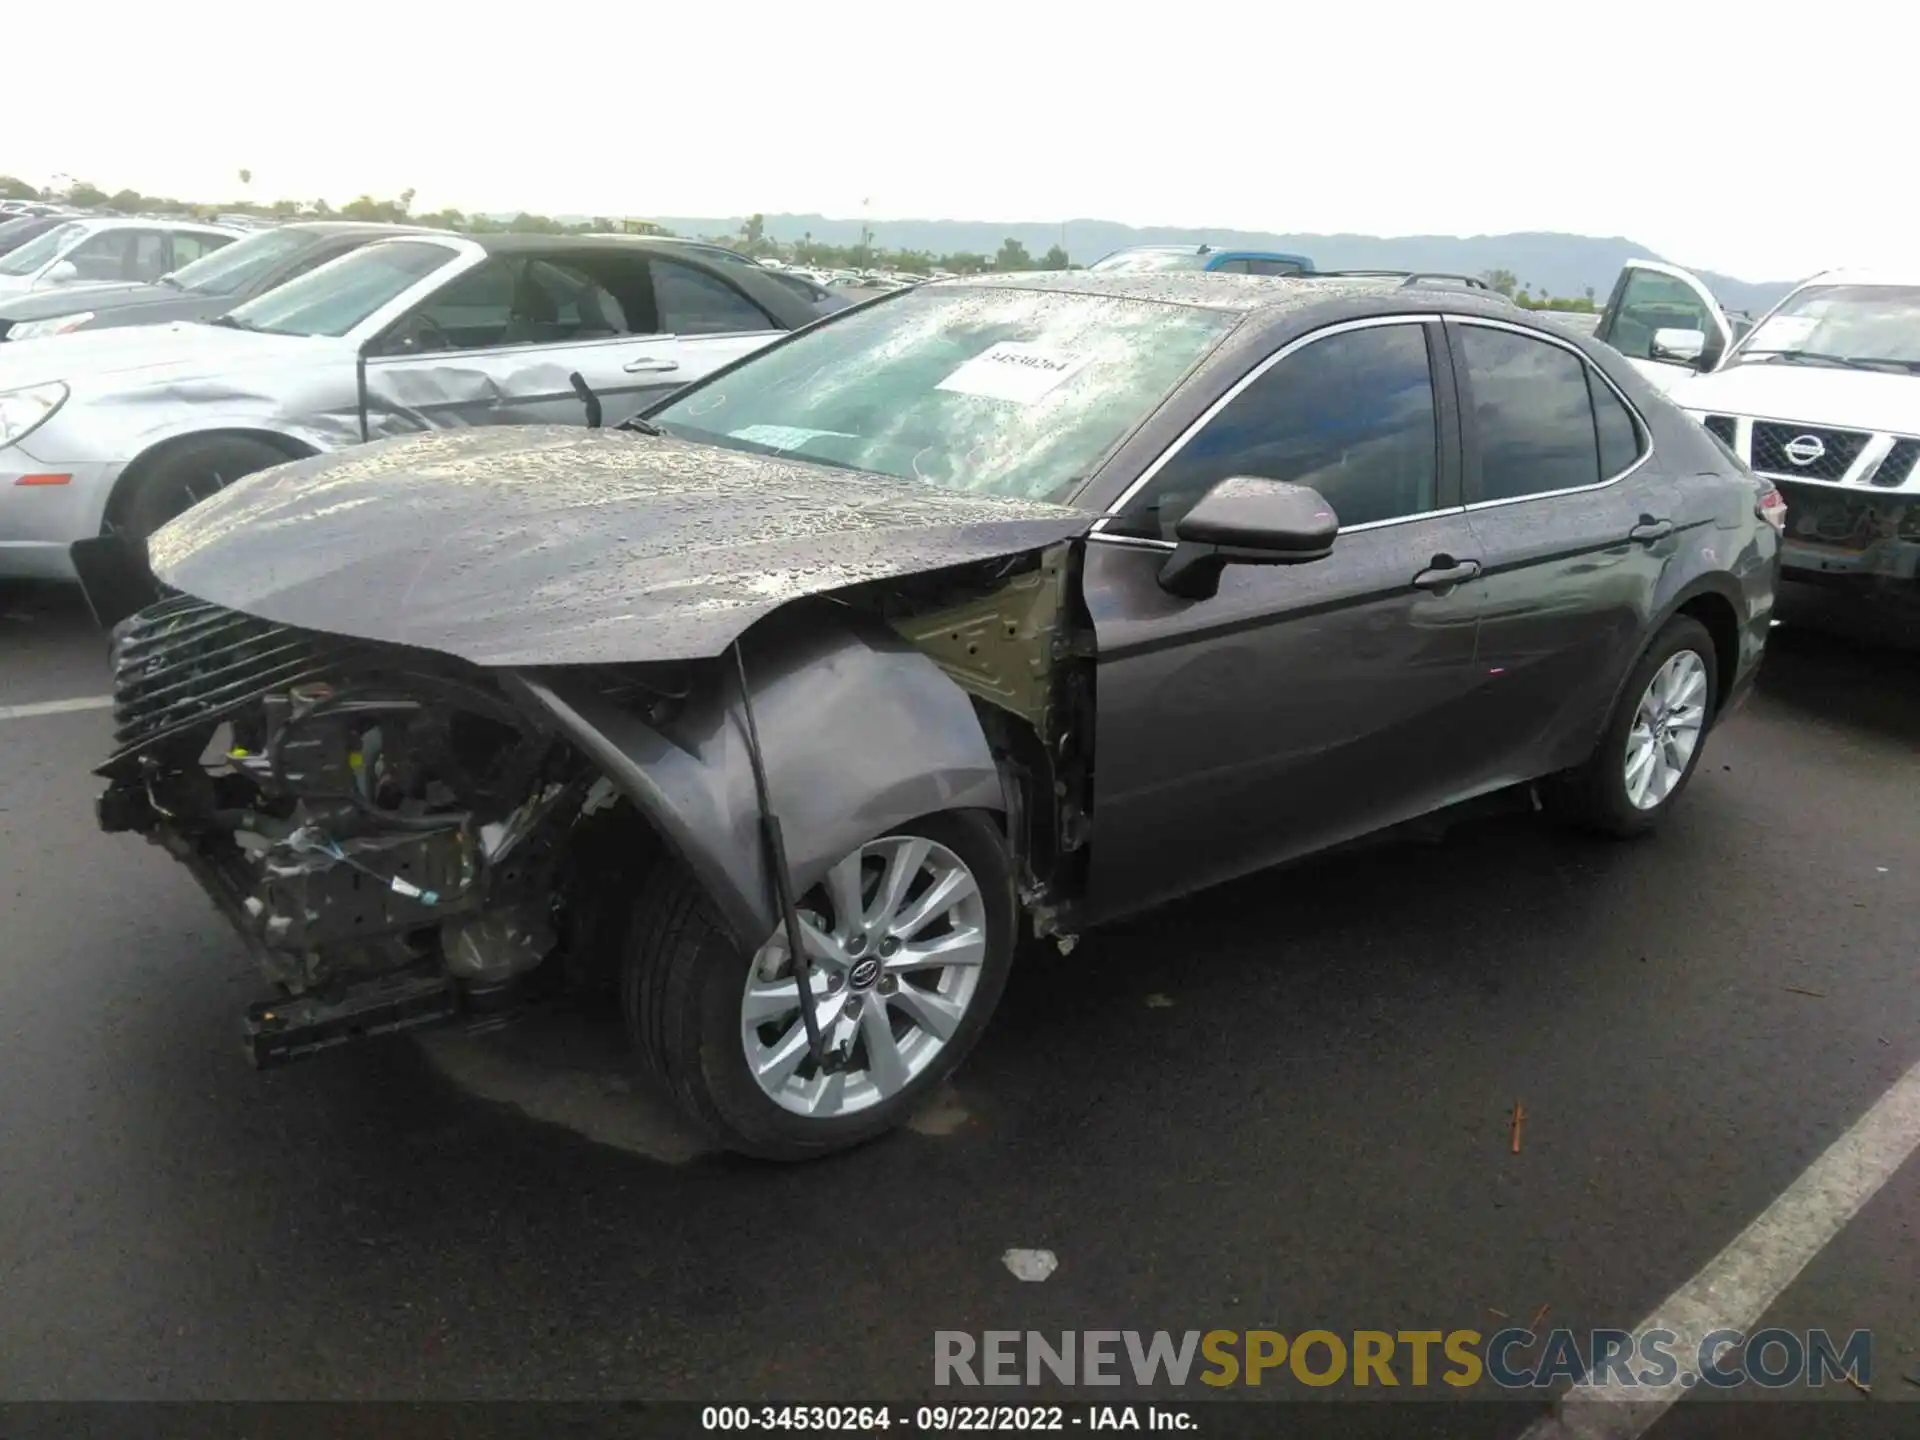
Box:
(0, 222), (83, 277)
(1087, 247), (1210, 275)
(1733, 285), (1920, 372)
(651, 286), (1236, 504)
(167, 227), (314, 297)
(222, 239), (459, 337)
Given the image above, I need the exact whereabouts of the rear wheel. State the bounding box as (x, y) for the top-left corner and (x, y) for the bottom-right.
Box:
(113, 435), (291, 545)
(1545, 615), (1718, 837)
(622, 810), (1016, 1160)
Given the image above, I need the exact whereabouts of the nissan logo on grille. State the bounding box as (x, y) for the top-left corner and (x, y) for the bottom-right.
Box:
(1783, 434), (1827, 467)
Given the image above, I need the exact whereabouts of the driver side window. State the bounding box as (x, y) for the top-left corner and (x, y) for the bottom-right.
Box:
(1109, 322), (1440, 540)
(381, 256), (639, 354)
(1605, 271), (1716, 362)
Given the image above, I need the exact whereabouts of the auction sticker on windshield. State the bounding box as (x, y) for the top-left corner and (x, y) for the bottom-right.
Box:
(727, 424), (858, 450)
(936, 342), (1089, 404)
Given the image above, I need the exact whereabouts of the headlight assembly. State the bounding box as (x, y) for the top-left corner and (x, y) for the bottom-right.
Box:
(8, 312), (94, 341)
(0, 381), (68, 449)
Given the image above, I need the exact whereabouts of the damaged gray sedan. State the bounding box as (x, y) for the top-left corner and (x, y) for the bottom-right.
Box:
(86, 272), (1780, 1158)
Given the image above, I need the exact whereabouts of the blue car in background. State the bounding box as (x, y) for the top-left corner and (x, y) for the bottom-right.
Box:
(1087, 243), (1316, 277)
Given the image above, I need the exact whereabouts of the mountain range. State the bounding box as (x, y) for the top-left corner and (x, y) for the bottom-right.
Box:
(636, 213), (1799, 312)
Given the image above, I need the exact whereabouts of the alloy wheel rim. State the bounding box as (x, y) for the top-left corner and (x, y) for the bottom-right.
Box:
(741, 834), (987, 1118)
(1625, 649), (1708, 810)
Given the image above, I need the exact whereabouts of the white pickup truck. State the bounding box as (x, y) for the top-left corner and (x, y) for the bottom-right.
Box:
(1595, 261), (1920, 598)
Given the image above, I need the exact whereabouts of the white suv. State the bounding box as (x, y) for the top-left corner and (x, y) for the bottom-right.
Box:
(1595, 262), (1920, 597)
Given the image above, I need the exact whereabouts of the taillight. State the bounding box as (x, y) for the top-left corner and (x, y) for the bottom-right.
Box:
(1757, 483), (1788, 533)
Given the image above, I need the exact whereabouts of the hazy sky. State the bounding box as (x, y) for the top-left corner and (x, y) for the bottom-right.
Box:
(9, 0), (1908, 281)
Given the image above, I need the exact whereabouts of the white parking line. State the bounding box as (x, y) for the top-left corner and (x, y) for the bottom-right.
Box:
(0, 695), (113, 723)
(1522, 1054), (1920, 1439)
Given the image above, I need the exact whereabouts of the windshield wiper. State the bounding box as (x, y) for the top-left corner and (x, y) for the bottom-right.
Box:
(1744, 348), (1916, 373)
(617, 415), (663, 436)
(206, 314), (258, 331)
(156, 274), (182, 290)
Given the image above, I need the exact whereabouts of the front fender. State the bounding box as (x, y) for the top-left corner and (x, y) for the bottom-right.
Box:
(504, 606), (1007, 953)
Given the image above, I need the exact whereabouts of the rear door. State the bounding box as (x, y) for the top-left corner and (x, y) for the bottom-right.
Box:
(1595, 260), (1733, 391)
(624, 255), (789, 417)
(1447, 317), (1677, 784)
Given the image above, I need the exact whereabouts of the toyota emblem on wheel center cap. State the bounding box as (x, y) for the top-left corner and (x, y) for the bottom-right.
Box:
(1783, 433), (1826, 466)
(848, 957), (882, 989)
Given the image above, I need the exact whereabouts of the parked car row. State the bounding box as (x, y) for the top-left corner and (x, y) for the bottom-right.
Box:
(59, 256), (1782, 1160)
(0, 217), (241, 299)
(0, 230), (839, 579)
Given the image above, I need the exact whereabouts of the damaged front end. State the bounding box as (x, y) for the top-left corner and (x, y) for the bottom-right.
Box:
(94, 593), (608, 1066)
(92, 544), (1097, 1073)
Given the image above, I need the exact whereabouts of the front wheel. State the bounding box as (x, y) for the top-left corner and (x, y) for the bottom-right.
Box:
(1545, 615), (1718, 837)
(622, 810), (1016, 1160)
(112, 435), (291, 545)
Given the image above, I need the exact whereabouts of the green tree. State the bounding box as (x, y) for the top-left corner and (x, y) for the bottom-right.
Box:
(995, 238), (1034, 270)
(943, 251), (989, 274)
(1479, 268), (1517, 297)
(1040, 244), (1070, 270)
(398, 188), (416, 216)
(0, 175), (39, 200)
(739, 213), (767, 255)
(67, 181), (108, 208)
(108, 189), (144, 212)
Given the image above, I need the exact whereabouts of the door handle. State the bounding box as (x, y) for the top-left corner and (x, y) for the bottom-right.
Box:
(1628, 518), (1676, 544)
(623, 356), (681, 374)
(1411, 556), (1482, 590)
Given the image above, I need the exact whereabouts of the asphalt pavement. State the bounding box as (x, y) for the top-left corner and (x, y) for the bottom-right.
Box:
(1, 579), (1915, 1436)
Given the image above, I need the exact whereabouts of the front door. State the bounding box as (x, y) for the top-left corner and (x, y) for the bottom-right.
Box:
(1595, 260), (1733, 392)
(362, 250), (784, 432)
(1082, 317), (1488, 923)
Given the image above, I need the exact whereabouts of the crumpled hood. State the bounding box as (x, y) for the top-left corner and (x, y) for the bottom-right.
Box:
(1673, 361), (1920, 433)
(147, 426), (1097, 668)
(0, 320), (324, 389)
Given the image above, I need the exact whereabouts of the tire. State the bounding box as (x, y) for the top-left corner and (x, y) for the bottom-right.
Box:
(113, 435), (292, 544)
(622, 809), (1016, 1161)
(1545, 615), (1718, 837)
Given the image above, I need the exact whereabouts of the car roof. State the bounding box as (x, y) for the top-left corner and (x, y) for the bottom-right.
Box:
(281, 220), (439, 239)
(53, 216), (243, 238)
(932, 269), (1521, 319)
(1797, 267), (1920, 289)
(465, 231), (729, 257)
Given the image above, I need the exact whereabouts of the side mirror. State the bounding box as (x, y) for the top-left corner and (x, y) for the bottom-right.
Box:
(1650, 326), (1708, 368)
(43, 259), (79, 286)
(1157, 477), (1338, 599)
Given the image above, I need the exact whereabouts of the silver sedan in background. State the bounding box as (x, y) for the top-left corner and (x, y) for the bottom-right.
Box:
(0, 231), (828, 579)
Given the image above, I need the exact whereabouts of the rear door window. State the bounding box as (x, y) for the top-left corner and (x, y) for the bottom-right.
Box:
(1453, 324), (1603, 501)
(1589, 370), (1644, 478)
(649, 259), (776, 335)
(168, 231), (230, 269)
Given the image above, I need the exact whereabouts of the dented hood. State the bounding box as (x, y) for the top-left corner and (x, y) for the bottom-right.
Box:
(146, 425), (1095, 668)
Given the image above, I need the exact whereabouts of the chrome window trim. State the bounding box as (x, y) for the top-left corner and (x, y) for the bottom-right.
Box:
(1093, 313), (1446, 536)
(1445, 315), (1655, 511)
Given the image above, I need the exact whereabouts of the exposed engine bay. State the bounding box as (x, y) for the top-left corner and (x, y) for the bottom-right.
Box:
(92, 547), (1093, 1068)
